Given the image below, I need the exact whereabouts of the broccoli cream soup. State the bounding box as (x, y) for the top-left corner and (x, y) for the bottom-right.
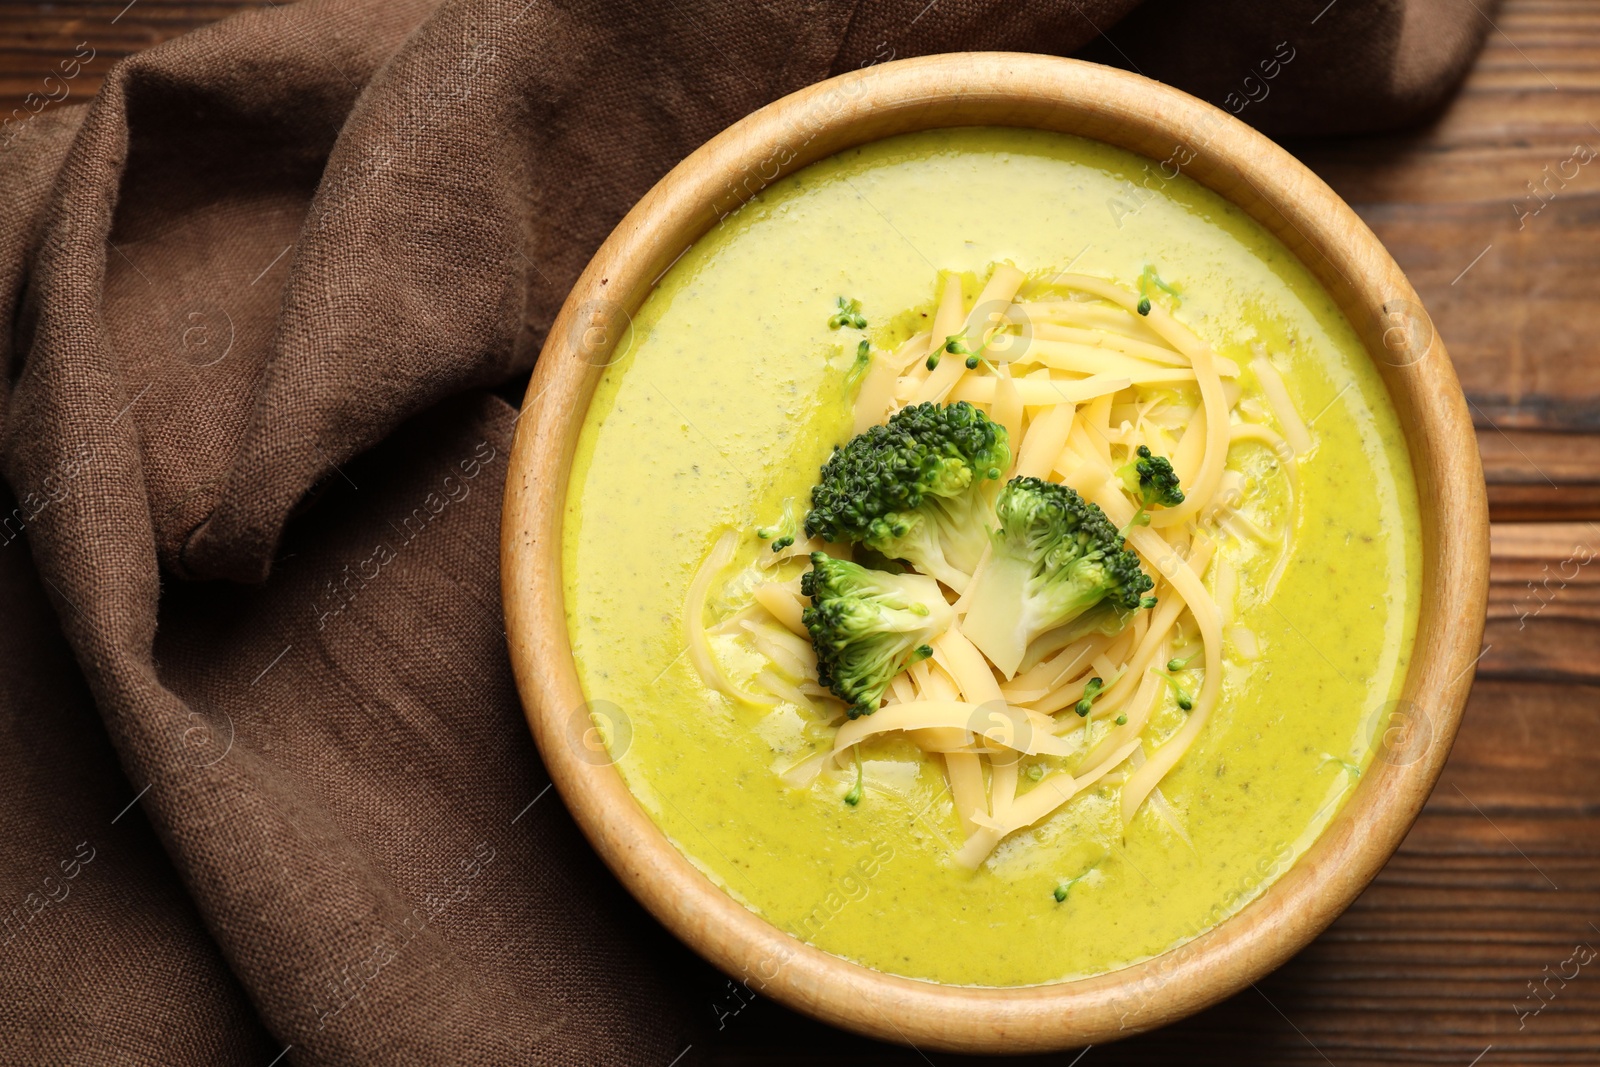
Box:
(562, 127), (1420, 986)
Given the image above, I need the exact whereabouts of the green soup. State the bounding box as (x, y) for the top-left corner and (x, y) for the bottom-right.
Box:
(562, 128), (1419, 986)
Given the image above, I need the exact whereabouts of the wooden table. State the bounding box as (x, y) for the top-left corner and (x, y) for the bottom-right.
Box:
(4, 1), (1596, 1063)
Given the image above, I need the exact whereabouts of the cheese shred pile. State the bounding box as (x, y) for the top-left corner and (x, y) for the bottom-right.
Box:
(687, 265), (1307, 868)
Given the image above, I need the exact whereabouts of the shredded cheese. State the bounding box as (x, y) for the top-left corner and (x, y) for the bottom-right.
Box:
(686, 531), (774, 707)
(701, 266), (1305, 867)
(1250, 353), (1313, 455)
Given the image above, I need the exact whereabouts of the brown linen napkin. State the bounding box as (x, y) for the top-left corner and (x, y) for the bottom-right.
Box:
(0, 1), (1486, 1062)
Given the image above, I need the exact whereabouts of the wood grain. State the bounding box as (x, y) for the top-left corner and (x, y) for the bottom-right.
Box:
(1292, 0), (1600, 520)
(0, 1), (263, 120)
(1483, 522), (1600, 683)
(1479, 430), (1600, 521)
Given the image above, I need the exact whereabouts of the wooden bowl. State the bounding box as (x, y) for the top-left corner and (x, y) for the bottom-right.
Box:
(501, 53), (1488, 1053)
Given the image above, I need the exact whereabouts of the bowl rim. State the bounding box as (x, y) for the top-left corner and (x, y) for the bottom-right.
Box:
(500, 52), (1489, 1053)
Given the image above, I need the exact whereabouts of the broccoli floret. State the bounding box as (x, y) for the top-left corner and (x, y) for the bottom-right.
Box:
(1117, 445), (1184, 529)
(960, 477), (1155, 678)
(1121, 445), (1184, 509)
(801, 553), (953, 719)
(756, 499), (798, 553)
(803, 402), (1010, 591)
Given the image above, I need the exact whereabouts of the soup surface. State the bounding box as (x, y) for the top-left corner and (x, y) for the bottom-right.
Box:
(562, 128), (1420, 986)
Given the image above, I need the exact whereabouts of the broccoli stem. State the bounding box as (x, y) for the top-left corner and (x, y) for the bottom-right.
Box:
(1318, 752), (1360, 778)
(956, 544), (1036, 677)
(843, 756), (863, 806)
(1137, 265), (1181, 311)
(844, 339), (874, 395)
(1152, 668), (1194, 711)
(1053, 864), (1098, 903)
(828, 296), (867, 330)
(943, 327), (998, 373)
(1074, 676), (1104, 718)
(756, 500), (799, 552)
(1167, 650), (1199, 672)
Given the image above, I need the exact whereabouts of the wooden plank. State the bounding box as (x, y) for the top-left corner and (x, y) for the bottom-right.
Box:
(1289, 0), (1600, 518)
(1483, 522), (1600, 682)
(0, 1), (262, 120)
(1480, 430), (1600, 521)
